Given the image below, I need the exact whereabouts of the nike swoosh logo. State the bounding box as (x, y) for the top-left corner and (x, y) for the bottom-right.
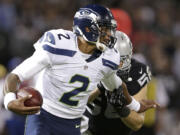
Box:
(75, 124), (80, 128)
(139, 68), (143, 74)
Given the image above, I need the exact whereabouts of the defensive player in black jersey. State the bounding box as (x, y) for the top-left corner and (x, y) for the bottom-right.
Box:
(83, 31), (152, 135)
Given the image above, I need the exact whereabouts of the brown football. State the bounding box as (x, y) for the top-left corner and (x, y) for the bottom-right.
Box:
(17, 87), (43, 107)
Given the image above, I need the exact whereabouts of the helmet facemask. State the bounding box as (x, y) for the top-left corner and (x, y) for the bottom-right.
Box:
(96, 19), (117, 51)
(117, 54), (132, 82)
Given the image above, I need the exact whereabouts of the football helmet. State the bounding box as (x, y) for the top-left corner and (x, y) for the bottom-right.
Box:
(114, 31), (133, 81)
(73, 4), (117, 51)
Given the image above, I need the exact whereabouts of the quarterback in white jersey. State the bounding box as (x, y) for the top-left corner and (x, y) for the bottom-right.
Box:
(12, 28), (120, 119)
(3, 4), (121, 135)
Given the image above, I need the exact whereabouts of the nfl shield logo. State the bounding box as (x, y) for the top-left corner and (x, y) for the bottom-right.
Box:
(84, 65), (88, 70)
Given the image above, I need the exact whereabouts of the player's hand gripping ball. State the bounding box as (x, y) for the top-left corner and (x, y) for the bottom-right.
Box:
(16, 87), (43, 107)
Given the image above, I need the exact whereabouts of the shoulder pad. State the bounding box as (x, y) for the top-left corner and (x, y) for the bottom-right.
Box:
(34, 29), (76, 51)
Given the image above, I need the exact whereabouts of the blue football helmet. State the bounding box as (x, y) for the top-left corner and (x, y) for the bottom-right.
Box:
(73, 4), (117, 51)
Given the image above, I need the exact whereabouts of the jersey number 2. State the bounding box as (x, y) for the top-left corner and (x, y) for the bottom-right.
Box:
(59, 74), (90, 106)
(58, 33), (70, 40)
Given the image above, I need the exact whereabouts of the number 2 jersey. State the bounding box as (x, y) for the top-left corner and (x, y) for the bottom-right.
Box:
(85, 58), (151, 135)
(12, 29), (121, 119)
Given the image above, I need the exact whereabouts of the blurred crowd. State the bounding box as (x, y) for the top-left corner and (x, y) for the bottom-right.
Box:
(0, 0), (180, 135)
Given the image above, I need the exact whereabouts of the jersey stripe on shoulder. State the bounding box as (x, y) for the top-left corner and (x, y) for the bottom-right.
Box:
(43, 44), (76, 57)
(102, 58), (118, 70)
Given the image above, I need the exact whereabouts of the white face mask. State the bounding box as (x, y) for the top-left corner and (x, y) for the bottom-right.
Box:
(120, 55), (132, 70)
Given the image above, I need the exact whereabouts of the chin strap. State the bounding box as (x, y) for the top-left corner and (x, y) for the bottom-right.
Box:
(96, 38), (107, 52)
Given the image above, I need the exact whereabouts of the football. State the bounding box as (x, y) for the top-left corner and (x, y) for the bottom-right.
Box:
(16, 87), (43, 107)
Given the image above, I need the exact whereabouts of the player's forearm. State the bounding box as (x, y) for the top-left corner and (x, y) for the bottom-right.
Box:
(122, 82), (132, 104)
(3, 73), (21, 95)
(88, 88), (101, 103)
(121, 111), (144, 131)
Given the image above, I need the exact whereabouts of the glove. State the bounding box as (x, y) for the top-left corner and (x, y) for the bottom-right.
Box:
(106, 87), (130, 117)
(106, 86), (127, 109)
(115, 106), (130, 118)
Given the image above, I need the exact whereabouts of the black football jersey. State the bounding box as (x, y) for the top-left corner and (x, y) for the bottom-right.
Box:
(85, 58), (151, 135)
(126, 58), (151, 95)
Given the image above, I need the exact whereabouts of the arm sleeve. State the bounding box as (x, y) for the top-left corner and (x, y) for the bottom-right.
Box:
(12, 49), (50, 82)
(101, 72), (122, 92)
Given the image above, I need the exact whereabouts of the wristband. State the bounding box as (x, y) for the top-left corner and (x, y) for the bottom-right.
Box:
(4, 92), (16, 110)
(126, 97), (140, 112)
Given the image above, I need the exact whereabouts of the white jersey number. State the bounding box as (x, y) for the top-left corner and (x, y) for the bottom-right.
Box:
(137, 67), (151, 87)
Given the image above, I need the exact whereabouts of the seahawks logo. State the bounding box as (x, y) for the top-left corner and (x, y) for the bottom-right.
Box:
(79, 10), (91, 15)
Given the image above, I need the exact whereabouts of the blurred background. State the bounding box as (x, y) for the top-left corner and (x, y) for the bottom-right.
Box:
(0, 0), (180, 135)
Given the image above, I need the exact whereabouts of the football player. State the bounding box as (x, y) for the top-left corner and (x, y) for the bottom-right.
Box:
(3, 4), (158, 135)
(83, 31), (155, 135)
(3, 4), (125, 135)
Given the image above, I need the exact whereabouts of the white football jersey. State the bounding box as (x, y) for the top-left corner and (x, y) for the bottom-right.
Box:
(12, 29), (120, 119)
